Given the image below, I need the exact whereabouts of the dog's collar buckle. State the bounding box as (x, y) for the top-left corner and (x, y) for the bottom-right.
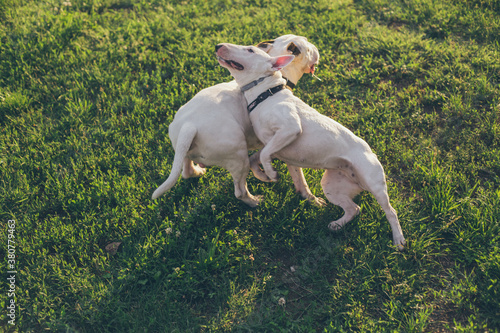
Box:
(247, 84), (285, 113)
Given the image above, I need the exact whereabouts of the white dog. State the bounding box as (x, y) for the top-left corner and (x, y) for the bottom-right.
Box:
(152, 35), (324, 207)
(215, 43), (406, 249)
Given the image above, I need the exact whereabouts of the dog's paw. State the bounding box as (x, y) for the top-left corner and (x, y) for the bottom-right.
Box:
(251, 168), (272, 182)
(393, 236), (406, 251)
(328, 221), (342, 231)
(267, 171), (279, 182)
(261, 164), (279, 182)
(183, 164), (206, 179)
(194, 164), (207, 177)
(309, 196), (327, 207)
(245, 194), (263, 208)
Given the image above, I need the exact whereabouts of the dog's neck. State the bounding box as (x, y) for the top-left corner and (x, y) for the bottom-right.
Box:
(238, 72), (287, 105)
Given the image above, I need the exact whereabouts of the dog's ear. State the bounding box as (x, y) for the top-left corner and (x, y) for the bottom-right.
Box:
(256, 40), (275, 53)
(287, 42), (301, 56)
(270, 55), (295, 71)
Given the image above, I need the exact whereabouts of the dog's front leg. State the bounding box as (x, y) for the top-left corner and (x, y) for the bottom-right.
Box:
(287, 166), (326, 206)
(249, 151), (273, 182)
(259, 124), (302, 182)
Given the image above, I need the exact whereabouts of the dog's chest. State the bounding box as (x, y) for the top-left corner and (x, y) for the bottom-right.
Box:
(249, 100), (300, 141)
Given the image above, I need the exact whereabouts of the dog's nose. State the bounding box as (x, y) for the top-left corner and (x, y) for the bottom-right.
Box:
(215, 44), (223, 52)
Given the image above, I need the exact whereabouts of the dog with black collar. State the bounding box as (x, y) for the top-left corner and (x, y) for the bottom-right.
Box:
(216, 42), (406, 250)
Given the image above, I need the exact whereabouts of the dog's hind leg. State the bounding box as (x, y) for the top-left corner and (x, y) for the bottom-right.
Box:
(321, 169), (362, 230)
(182, 159), (206, 179)
(373, 189), (406, 250)
(354, 157), (406, 250)
(288, 166), (326, 206)
(258, 123), (302, 182)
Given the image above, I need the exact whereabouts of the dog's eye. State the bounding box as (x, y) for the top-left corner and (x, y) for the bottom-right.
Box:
(247, 48), (254, 53)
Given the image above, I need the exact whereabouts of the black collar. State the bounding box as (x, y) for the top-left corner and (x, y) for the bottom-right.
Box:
(247, 85), (286, 112)
(283, 77), (296, 90)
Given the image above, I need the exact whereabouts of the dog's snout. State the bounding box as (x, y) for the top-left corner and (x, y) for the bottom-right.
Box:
(215, 44), (223, 52)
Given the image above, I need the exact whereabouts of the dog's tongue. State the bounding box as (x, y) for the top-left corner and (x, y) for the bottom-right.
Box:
(310, 64), (315, 74)
(217, 56), (244, 71)
(229, 60), (244, 70)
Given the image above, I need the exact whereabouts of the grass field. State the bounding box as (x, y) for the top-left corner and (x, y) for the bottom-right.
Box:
(1, 0), (499, 331)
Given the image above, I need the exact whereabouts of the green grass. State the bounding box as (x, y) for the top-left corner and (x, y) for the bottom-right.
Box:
(1, 0), (499, 331)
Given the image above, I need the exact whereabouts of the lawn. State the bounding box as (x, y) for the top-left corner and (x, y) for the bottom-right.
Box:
(0, 0), (499, 331)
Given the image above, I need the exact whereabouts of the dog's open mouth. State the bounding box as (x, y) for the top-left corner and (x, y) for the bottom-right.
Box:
(217, 56), (244, 70)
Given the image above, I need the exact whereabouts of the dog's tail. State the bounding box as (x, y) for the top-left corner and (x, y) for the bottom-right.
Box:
(152, 124), (197, 200)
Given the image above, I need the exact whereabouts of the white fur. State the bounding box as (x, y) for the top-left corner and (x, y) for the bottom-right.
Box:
(216, 43), (406, 249)
(152, 35), (323, 207)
